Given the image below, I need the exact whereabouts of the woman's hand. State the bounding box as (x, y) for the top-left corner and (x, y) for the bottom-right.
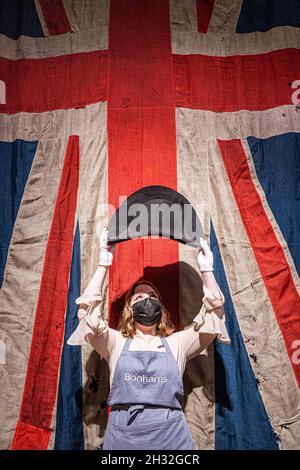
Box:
(197, 237), (214, 272)
(98, 227), (116, 267)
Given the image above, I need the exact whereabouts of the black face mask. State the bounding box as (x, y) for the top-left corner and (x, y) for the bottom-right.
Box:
(132, 297), (163, 326)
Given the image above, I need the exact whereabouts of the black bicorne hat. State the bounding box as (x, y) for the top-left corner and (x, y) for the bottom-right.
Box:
(107, 185), (203, 248)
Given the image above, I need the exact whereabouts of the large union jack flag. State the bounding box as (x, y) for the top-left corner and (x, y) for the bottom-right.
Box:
(0, 0), (300, 450)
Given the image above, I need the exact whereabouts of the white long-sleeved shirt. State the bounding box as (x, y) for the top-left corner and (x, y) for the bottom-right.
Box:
(67, 271), (231, 386)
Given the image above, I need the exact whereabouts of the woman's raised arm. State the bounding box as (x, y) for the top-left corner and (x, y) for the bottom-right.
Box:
(66, 227), (120, 359)
(175, 237), (231, 360)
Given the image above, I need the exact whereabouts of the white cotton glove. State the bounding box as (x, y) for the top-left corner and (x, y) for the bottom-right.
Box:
(97, 227), (116, 267)
(197, 237), (214, 272)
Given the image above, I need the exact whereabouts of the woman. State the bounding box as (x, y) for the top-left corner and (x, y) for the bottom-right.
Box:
(67, 228), (230, 450)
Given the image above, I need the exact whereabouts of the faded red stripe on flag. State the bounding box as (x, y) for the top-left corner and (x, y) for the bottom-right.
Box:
(173, 49), (300, 111)
(196, 0), (216, 33)
(39, 0), (72, 35)
(12, 136), (79, 450)
(0, 51), (108, 114)
(218, 139), (300, 388)
(108, 0), (180, 328)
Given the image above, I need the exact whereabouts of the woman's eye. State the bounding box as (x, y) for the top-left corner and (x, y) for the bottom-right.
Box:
(133, 293), (157, 302)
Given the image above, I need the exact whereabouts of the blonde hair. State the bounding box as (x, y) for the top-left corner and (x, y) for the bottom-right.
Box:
(117, 279), (175, 338)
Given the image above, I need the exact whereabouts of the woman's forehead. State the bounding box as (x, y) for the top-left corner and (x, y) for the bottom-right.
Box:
(134, 283), (155, 294)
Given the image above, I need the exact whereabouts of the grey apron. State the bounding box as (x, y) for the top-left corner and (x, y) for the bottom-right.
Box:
(102, 336), (196, 450)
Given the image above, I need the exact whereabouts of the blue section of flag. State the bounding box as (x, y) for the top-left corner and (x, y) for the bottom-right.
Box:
(236, 0), (300, 33)
(247, 132), (300, 278)
(54, 221), (84, 450)
(0, 139), (37, 288)
(0, 0), (44, 39)
(211, 222), (279, 450)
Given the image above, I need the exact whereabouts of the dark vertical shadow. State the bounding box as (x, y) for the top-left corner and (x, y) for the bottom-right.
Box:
(82, 351), (109, 437)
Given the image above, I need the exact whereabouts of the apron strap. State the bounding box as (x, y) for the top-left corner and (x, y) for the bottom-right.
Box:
(160, 336), (171, 353)
(123, 337), (133, 351)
